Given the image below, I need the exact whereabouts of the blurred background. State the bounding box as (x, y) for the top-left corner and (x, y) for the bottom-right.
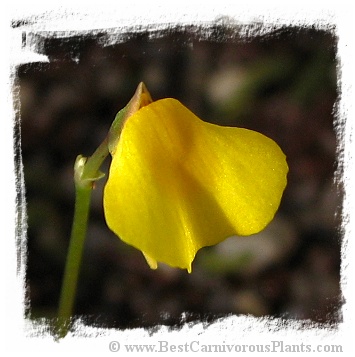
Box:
(17, 24), (342, 330)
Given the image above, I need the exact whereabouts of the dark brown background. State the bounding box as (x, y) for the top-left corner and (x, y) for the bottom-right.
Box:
(17, 24), (342, 331)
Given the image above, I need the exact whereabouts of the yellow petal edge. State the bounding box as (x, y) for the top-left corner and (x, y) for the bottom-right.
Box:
(104, 98), (288, 272)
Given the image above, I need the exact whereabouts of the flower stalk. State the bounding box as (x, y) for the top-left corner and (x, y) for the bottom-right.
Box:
(55, 83), (151, 338)
(55, 139), (108, 338)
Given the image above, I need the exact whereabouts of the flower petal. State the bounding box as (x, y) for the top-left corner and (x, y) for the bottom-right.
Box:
(103, 98), (288, 271)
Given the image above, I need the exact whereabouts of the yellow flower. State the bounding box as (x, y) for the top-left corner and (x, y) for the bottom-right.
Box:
(103, 95), (288, 272)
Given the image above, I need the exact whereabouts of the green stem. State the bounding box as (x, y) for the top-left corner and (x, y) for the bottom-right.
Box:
(56, 184), (92, 338)
(82, 136), (109, 183)
(55, 82), (152, 339)
(55, 137), (109, 338)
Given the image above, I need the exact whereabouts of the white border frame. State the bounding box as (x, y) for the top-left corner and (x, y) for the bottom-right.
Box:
(2, 1), (354, 355)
